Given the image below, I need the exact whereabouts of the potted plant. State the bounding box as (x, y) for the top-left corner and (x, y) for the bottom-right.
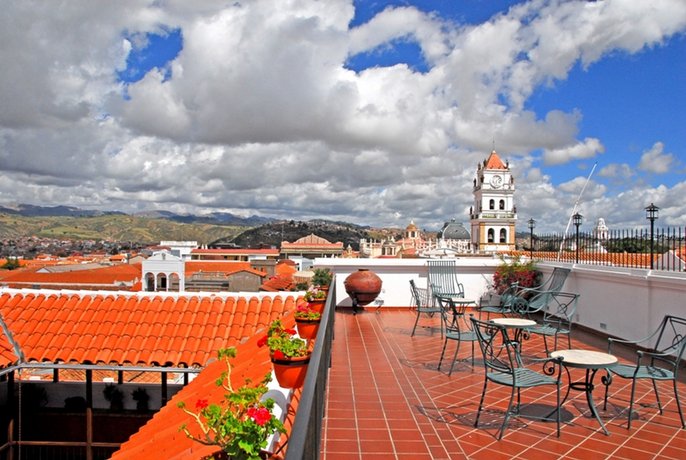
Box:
(311, 268), (332, 290)
(258, 319), (310, 389)
(294, 303), (322, 341)
(178, 347), (285, 460)
(492, 255), (541, 294)
(103, 383), (125, 411)
(303, 286), (326, 312)
(132, 387), (150, 412)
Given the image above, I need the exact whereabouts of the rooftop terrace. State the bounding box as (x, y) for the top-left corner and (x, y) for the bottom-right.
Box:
(321, 308), (686, 459)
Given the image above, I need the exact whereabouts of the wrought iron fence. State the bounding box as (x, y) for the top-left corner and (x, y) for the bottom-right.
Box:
(524, 226), (685, 271)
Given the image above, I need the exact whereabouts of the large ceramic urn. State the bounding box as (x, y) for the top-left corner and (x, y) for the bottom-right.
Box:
(344, 269), (382, 313)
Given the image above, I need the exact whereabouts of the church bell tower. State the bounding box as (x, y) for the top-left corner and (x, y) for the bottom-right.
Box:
(470, 150), (517, 253)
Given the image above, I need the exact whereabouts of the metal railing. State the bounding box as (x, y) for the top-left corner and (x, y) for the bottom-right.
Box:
(526, 226), (685, 271)
(284, 281), (336, 460)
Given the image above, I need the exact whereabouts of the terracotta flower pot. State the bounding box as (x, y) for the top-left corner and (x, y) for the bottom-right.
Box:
(271, 354), (311, 389)
(344, 269), (382, 306)
(307, 299), (325, 313)
(295, 318), (320, 340)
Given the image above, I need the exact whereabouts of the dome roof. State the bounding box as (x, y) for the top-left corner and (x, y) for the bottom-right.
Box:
(441, 219), (470, 240)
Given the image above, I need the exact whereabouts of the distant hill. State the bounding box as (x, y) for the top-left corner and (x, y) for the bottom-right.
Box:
(0, 214), (245, 245)
(214, 220), (378, 251)
(0, 203), (272, 226)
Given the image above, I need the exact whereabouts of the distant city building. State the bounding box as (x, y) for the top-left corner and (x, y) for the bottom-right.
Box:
(359, 220), (472, 258)
(593, 218), (609, 241)
(470, 150), (517, 253)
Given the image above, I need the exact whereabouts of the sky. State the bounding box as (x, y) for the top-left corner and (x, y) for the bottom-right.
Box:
(1, 0), (685, 234)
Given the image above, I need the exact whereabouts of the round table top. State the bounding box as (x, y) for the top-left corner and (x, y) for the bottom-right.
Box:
(550, 349), (618, 368)
(490, 317), (537, 327)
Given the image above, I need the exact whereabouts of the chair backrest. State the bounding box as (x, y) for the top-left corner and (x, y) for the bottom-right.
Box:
(409, 279), (431, 312)
(427, 260), (464, 298)
(435, 295), (472, 335)
(654, 315), (686, 363)
(541, 267), (571, 293)
(471, 317), (519, 373)
(543, 291), (579, 322)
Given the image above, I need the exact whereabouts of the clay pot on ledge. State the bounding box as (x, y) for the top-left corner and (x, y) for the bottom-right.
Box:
(295, 317), (320, 341)
(344, 269), (382, 313)
(271, 354), (311, 389)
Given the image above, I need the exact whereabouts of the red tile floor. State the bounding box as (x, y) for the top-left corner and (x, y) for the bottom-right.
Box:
(321, 308), (686, 459)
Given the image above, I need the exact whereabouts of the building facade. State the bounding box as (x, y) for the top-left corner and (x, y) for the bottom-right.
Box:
(470, 150), (517, 253)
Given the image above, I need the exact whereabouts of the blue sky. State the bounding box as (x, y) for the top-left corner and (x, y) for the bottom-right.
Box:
(1, 0), (685, 232)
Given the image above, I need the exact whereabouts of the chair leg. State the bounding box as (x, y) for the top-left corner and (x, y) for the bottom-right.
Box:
(438, 338), (449, 371)
(556, 383), (561, 437)
(448, 340), (460, 376)
(673, 379), (685, 428)
(652, 379), (663, 414)
(411, 312), (421, 336)
(475, 378), (488, 428)
(603, 377), (610, 411)
(628, 379), (638, 429)
(498, 387), (517, 440)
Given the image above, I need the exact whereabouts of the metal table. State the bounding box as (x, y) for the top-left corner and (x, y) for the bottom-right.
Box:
(550, 349), (618, 435)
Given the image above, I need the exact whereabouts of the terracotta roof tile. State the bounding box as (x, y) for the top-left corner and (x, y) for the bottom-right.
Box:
(111, 326), (297, 460)
(0, 288), (298, 369)
(485, 150), (507, 169)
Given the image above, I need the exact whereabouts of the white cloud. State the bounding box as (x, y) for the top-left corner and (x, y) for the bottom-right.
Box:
(0, 0), (684, 231)
(638, 142), (676, 174)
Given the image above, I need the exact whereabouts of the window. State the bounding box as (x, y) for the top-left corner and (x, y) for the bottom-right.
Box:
(499, 200), (505, 210)
(499, 229), (507, 243)
(488, 229), (495, 243)
(489, 199), (495, 210)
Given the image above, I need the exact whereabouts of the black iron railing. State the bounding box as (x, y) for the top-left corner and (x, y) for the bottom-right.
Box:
(284, 281), (336, 460)
(525, 226), (685, 271)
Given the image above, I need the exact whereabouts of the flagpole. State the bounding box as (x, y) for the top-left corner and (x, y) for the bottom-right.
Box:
(558, 162), (597, 260)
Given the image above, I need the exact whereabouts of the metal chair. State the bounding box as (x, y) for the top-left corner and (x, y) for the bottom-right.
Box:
(603, 315), (686, 429)
(427, 260), (464, 304)
(515, 267), (570, 299)
(409, 280), (443, 337)
(478, 282), (522, 319)
(525, 291), (580, 354)
(435, 295), (478, 375)
(471, 317), (563, 439)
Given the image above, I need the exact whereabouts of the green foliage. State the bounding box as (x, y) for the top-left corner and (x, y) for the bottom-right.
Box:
(257, 320), (309, 359)
(303, 286), (326, 301)
(294, 304), (321, 321)
(178, 347), (285, 460)
(311, 267), (332, 287)
(492, 256), (541, 294)
(1, 257), (21, 270)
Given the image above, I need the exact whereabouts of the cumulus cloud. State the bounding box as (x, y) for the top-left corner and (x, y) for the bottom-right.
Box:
(0, 0), (685, 231)
(638, 142), (676, 174)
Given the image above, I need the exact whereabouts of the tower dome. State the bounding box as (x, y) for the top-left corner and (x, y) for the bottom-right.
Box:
(441, 219), (470, 240)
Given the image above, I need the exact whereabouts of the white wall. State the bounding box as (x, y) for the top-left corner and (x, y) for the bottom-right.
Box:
(315, 258), (686, 343)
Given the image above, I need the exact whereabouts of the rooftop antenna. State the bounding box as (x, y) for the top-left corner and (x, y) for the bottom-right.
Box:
(557, 162), (597, 260)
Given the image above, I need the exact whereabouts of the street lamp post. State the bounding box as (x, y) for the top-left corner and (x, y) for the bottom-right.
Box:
(645, 203), (659, 269)
(572, 213), (583, 263)
(528, 218), (536, 258)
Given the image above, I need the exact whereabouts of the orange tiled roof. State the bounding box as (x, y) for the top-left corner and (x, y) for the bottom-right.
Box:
(111, 317), (297, 460)
(260, 274), (295, 291)
(485, 150), (507, 169)
(0, 289), (298, 369)
(184, 261), (266, 277)
(0, 263), (141, 288)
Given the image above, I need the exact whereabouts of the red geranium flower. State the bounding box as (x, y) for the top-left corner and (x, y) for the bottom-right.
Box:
(195, 399), (209, 410)
(285, 328), (296, 335)
(248, 407), (272, 426)
(257, 335), (268, 347)
(273, 350), (285, 360)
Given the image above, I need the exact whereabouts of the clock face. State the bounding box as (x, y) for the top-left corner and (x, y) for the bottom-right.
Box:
(490, 175), (503, 188)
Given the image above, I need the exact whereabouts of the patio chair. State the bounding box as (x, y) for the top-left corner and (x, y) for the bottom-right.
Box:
(603, 315), (686, 429)
(471, 317), (563, 439)
(525, 291), (580, 354)
(435, 295), (478, 375)
(478, 282), (522, 319)
(515, 267), (570, 299)
(427, 260), (464, 304)
(409, 279), (443, 337)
